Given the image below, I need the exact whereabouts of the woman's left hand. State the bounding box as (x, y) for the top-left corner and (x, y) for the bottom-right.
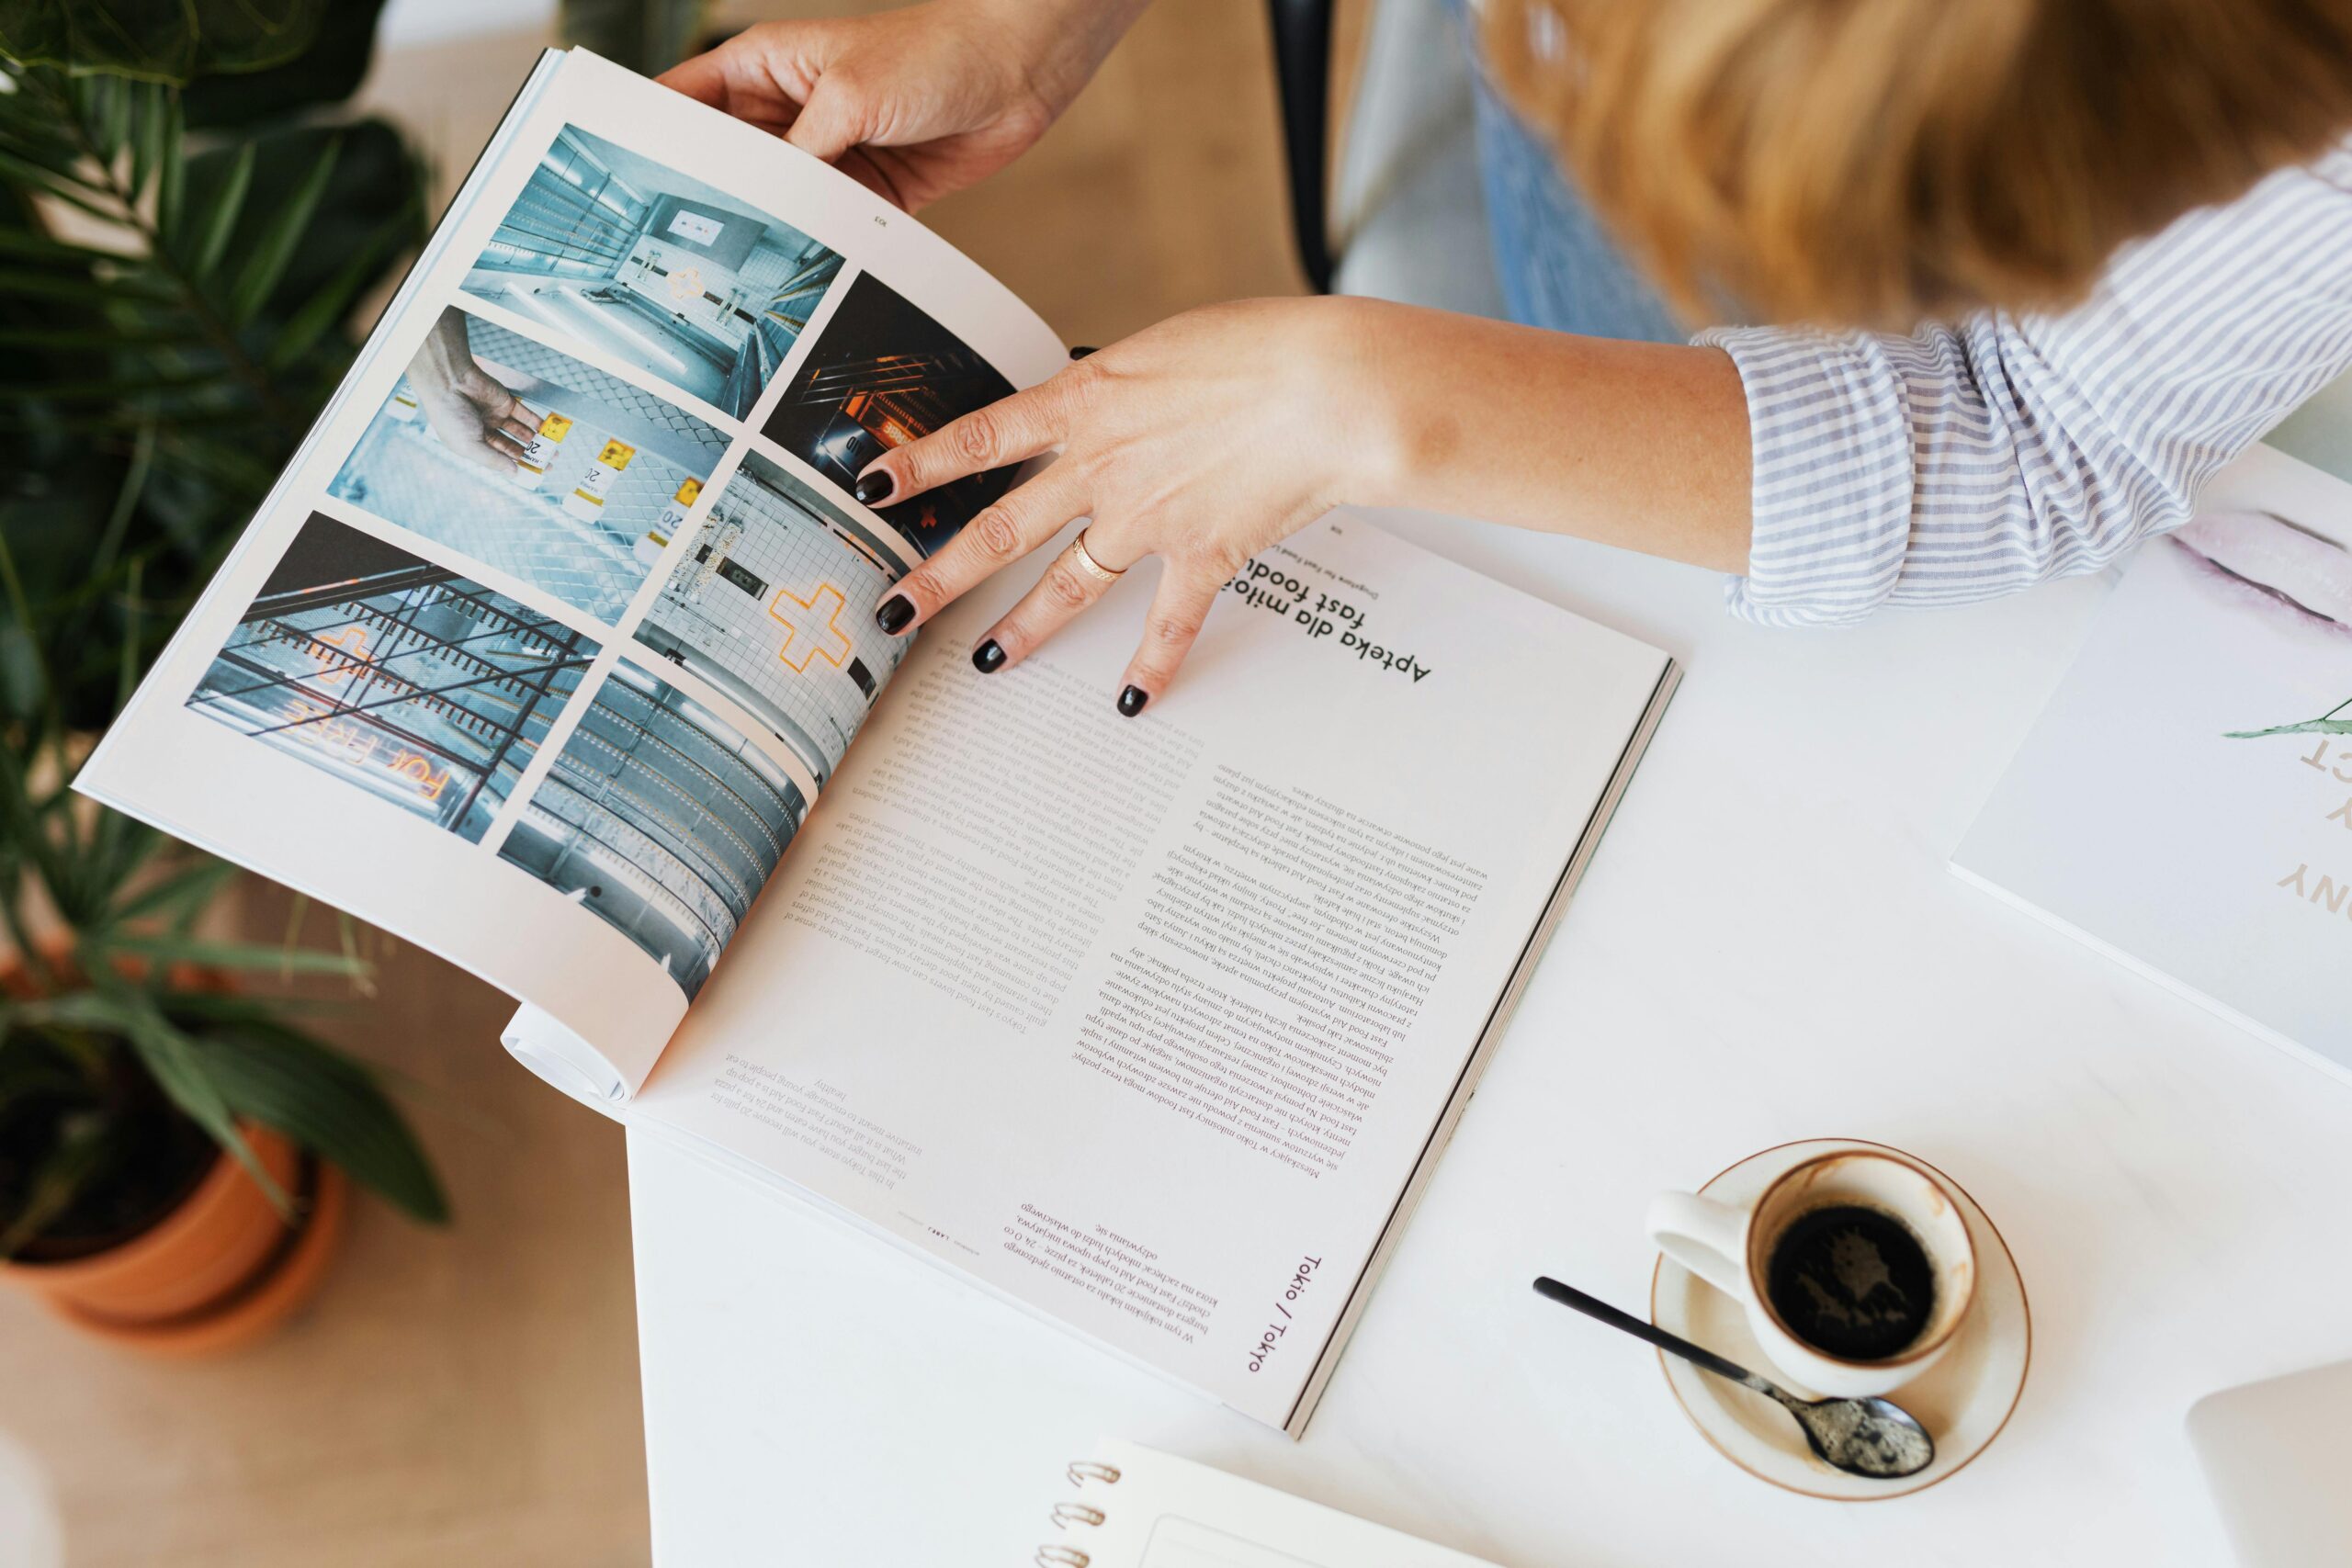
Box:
(861, 297), (1393, 715)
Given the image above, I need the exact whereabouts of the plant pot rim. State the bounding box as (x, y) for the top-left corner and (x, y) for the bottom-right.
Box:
(51, 1156), (348, 1356)
(0, 1121), (295, 1287)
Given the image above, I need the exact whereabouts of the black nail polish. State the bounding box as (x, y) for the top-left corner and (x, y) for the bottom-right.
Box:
(971, 639), (1006, 673)
(854, 469), (894, 506)
(1116, 684), (1148, 717)
(876, 594), (915, 635)
(1069, 344), (1099, 359)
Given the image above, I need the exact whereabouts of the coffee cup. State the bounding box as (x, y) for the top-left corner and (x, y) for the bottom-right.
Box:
(1645, 1146), (1976, 1398)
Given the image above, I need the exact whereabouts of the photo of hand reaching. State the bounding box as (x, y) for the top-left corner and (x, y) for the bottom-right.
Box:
(406, 307), (540, 474)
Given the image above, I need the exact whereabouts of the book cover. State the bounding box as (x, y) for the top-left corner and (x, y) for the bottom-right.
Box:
(1955, 445), (2352, 1077)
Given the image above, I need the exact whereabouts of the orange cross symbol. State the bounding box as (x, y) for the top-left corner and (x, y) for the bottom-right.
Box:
(768, 582), (853, 672)
(311, 626), (371, 687)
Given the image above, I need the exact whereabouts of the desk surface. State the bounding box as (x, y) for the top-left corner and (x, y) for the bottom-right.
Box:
(628, 504), (2352, 1566)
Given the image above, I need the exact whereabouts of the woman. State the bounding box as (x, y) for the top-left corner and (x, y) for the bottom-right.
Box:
(662, 0), (2352, 715)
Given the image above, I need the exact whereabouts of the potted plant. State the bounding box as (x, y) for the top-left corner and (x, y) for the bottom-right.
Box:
(0, 0), (448, 1351)
(0, 629), (449, 1350)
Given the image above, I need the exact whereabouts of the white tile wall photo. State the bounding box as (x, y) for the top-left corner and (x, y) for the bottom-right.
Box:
(634, 452), (908, 783)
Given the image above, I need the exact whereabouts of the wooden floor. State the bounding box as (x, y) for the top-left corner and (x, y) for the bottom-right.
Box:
(0, 5), (1343, 1562)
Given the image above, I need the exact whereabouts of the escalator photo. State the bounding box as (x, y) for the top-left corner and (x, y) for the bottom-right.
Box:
(462, 123), (843, 419)
(330, 306), (726, 626)
(500, 659), (807, 1000)
(761, 272), (1019, 559)
(634, 450), (907, 786)
(185, 513), (600, 844)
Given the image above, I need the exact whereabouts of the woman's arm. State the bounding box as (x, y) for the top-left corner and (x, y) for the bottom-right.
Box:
(1708, 137), (2352, 626)
(869, 136), (2352, 705)
(860, 296), (1752, 712)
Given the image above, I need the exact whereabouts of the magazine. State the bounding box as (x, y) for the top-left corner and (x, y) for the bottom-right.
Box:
(78, 50), (1680, 1434)
(1956, 444), (2352, 1081)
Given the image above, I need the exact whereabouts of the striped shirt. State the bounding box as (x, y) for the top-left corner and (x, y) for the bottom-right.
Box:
(1698, 137), (2352, 626)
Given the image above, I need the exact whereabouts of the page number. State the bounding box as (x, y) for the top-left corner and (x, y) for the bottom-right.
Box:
(873, 214), (888, 228)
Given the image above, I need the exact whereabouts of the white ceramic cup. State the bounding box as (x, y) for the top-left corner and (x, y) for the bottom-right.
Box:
(1645, 1147), (1977, 1398)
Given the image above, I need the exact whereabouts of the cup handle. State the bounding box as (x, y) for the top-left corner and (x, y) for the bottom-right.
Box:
(1645, 1191), (1750, 1302)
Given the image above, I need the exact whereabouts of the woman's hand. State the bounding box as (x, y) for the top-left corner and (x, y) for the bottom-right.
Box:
(658, 0), (1148, 211)
(862, 298), (1396, 716)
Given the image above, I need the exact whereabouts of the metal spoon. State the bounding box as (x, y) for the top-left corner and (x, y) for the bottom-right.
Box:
(1532, 1275), (1936, 1479)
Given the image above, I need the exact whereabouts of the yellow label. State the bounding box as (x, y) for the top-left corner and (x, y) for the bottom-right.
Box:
(674, 477), (701, 505)
(598, 439), (636, 468)
(570, 488), (606, 507)
(539, 412), (573, 439)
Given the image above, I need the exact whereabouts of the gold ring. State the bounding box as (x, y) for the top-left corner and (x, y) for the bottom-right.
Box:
(1065, 529), (1125, 585)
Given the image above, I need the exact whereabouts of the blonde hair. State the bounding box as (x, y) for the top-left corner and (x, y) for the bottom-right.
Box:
(1483, 0), (2352, 329)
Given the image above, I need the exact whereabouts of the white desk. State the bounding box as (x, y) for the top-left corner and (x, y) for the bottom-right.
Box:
(628, 508), (2352, 1566)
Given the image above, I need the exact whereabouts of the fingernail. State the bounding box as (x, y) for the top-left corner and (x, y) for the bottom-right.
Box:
(876, 594), (915, 635)
(1069, 344), (1099, 360)
(854, 468), (895, 506)
(1116, 685), (1148, 717)
(971, 638), (1006, 673)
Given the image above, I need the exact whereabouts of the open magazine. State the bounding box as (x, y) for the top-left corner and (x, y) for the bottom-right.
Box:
(78, 50), (1679, 1435)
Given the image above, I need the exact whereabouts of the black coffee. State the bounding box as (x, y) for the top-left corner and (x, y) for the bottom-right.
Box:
(1763, 1204), (1936, 1361)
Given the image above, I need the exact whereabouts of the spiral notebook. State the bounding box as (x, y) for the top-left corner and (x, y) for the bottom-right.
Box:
(1037, 1442), (1506, 1568)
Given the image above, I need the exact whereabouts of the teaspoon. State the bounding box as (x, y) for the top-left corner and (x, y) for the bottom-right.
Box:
(1531, 1275), (1936, 1479)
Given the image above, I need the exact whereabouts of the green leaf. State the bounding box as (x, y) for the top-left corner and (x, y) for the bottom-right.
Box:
(0, 1110), (115, 1258)
(128, 77), (163, 199)
(98, 73), (131, 162)
(154, 94), (184, 239)
(185, 139), (251, 281)
(101, 853), (236, 930)
(0, 145), (121, 223)
(101, 989), (284, 1212)
(2, 371), (236, 402)
(105, 935), (372, 979)
(198, 1024), (448, 1224)
(0, 226), (122, 265)
(0, 1), (329, 85)
(0, 525), (52, 725)
(228, 130), (337, 326)
(0, 324), (192, 350)
(0, 619), (41, 717)
(265, 203), (402, 371)
(181, 0), (390, 129)
(0, 266), (175, 305)
(208, 118), (420, 340)
(2225, 717), (2352, 739)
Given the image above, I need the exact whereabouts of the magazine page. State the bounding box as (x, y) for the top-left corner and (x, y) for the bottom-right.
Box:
(75, 49), (1069, 1103)
(631, 511), (1676, 1427)
(1955, 444), (2352, 1075)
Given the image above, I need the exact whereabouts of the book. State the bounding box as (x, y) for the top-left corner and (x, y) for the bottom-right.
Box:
(1037, 1441), (1506, 1567)
(75, 49), (1679, 1435)
(1955, 444), (2352, 1081)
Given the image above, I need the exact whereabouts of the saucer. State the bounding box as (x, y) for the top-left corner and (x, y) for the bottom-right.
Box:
(1649, 1138), (2030, 1500)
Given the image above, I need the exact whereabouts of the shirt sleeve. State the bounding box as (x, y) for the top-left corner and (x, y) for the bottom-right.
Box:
(1698, 139), (2352, 626)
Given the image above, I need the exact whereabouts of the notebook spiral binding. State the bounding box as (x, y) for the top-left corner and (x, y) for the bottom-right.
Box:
(1035, 1461), (1122, 1567)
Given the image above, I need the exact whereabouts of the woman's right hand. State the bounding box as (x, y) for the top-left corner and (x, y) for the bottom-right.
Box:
(657, 0), (1148, 211)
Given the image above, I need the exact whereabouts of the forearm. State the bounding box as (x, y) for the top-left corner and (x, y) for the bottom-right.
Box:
(997, 0), (1155, 110)
(1330, 298), (1753, 575)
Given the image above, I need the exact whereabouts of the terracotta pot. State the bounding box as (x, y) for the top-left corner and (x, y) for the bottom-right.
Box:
(2, 1122), (349, 1356)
